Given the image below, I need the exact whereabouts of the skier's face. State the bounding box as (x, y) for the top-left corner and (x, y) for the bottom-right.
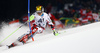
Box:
(37, 12), (43, 16)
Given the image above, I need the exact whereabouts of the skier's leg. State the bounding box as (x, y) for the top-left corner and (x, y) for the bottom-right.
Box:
(18, 27), (39, 43)
(36, 27), (44, 34)
(21, 27), (44, 42)
(8, 27), (43, 48)
(8, 31), (30, 48)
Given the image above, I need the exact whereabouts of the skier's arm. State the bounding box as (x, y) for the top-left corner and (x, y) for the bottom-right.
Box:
(47, 15), (59, 36)
(50, 25), (59, 36)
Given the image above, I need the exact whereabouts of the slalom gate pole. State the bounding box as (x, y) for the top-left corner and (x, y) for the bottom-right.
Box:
(28, 0), (34, 41)
(0, 23), (27, 44)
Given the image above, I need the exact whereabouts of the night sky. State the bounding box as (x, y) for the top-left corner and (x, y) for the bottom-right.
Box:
(0, 0), (28, 22)
(0, 0), (58, 22)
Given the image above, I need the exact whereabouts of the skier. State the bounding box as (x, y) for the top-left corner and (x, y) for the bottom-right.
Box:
(7, 5), (59, 48)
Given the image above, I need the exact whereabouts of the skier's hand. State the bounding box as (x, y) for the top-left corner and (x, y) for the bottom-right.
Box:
(53, 30), (59, 36)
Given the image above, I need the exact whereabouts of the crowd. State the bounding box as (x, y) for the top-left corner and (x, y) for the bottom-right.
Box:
(44, 0), (100, 27)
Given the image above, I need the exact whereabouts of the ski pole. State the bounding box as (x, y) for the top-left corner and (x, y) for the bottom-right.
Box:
(0, 22), (27, 44)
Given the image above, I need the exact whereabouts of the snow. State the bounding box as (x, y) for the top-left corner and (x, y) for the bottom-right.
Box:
(0, 22), (100, 53)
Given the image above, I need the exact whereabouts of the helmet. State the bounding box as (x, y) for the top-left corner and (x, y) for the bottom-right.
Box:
(36, 5), (44, 13)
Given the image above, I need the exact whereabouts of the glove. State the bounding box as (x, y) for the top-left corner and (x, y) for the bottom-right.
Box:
(53, 30), (59, 36)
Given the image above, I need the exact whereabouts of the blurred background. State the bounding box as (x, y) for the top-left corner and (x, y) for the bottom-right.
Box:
(0, 0), (100, 28)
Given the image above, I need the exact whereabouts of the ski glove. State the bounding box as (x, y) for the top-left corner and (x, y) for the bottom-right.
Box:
(53, 30), (59, 36)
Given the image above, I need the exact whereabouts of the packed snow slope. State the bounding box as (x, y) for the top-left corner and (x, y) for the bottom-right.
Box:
(1, 22), (100, 53)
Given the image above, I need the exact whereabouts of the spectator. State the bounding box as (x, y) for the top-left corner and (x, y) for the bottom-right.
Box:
(92, 11), (99, 22)
(86, 8), (93, 23)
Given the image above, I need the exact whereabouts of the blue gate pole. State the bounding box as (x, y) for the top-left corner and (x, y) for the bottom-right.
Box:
(28, 0), (33, 40)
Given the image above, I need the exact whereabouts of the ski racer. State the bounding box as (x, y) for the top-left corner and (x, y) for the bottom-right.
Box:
(7, 5), (59, 48)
